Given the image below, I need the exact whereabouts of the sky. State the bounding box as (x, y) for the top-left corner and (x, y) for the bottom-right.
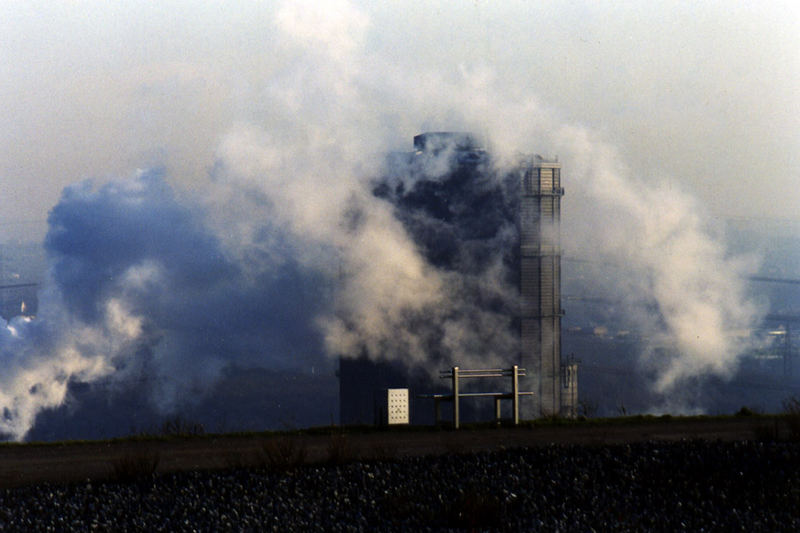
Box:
(0, 1), (798, 439)
(1, 0), (798, 243)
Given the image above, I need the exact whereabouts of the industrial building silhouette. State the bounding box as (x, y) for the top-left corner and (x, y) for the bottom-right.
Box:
(339, 133), (577, 424)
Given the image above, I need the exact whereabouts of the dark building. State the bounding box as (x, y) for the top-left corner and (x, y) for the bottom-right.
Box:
(339, 133), (576, 425)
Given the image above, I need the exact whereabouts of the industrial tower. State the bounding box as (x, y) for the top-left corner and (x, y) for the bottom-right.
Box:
(518, 156), (576, 417)
(338, 134), (577, 424)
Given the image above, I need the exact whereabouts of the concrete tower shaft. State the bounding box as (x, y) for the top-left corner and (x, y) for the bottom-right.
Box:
(519, 156), (564, 417)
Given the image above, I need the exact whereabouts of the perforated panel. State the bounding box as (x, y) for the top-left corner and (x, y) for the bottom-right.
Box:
(386, 388), (410, 425)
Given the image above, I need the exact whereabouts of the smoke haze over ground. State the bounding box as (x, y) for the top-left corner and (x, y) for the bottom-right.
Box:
(0, 1), (796, 439)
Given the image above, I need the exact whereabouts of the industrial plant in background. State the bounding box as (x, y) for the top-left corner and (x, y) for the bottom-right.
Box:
(339, 133), (577, 424)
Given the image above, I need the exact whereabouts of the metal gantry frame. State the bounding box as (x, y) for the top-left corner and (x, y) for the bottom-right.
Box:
(421, 365), (534, 429)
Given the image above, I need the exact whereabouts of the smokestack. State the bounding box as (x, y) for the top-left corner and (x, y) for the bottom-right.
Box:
(518, 155), (573, 418)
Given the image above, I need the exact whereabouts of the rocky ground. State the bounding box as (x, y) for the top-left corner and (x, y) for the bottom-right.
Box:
(1, 439), (799, 531)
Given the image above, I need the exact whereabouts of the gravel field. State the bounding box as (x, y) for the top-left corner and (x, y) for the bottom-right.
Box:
(1, 439), (799, 531)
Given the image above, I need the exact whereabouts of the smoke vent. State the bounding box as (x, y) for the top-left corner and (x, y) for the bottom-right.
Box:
(413, 132), (479, 153)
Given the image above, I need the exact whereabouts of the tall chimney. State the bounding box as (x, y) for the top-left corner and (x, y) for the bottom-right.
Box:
(519, 155), (566, 417)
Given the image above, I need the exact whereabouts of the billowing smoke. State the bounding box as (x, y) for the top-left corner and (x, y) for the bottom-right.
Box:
(556, 126), (765, 393)
(1, 170), (330, 440)
(0, 0), (768, 439)
(210, 127), (520, 371)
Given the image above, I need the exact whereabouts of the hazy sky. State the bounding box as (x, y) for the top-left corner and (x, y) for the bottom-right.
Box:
(1, 0), (797, 243)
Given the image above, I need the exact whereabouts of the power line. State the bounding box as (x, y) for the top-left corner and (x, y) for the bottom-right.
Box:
(749, 276), (800, 285)
(0, 283), (39, 290)
(566, 256), (800, 286)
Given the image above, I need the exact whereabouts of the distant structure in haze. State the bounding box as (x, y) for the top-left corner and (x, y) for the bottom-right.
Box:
(339, 132), (577, 424)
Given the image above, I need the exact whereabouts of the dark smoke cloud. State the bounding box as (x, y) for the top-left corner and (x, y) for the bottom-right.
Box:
(0, 170), (329, 440)
(46, 170), (235, 324)
(369, 142), (522, 369)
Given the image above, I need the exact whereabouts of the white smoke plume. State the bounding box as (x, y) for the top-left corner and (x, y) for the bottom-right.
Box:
(0, 0), (768, 439)
(556, 127), (765, 392)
